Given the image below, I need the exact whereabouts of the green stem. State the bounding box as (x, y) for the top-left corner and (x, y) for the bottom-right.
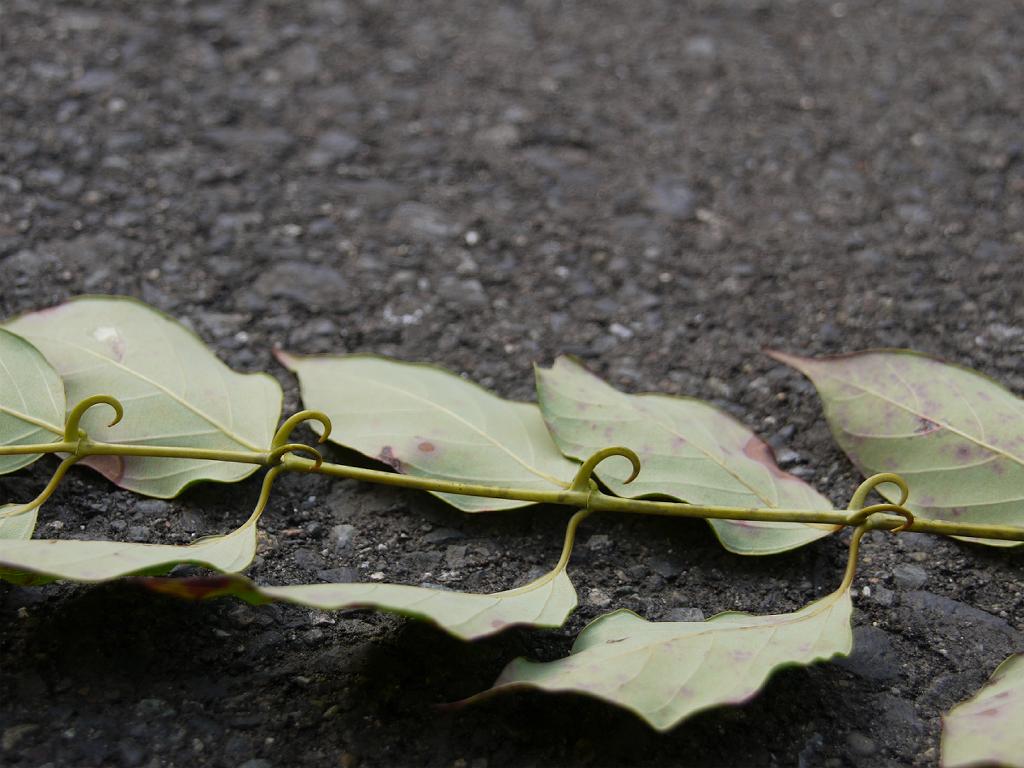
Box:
(0, 455), (79, 521)
(4, 435), (1024, 544)
(282, 455), (1024, 543)
(0, 441), (75, 456)
(82, 441), (269, 465)
(500, 508), (593, 596)
(839, 526), (869, 593)
(0, 439), (269, 465)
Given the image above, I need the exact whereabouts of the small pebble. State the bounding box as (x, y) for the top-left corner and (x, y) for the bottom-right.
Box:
(664, 607), (705, 622)
(893, 564), (927, 590)
(846, 731), (877, 757)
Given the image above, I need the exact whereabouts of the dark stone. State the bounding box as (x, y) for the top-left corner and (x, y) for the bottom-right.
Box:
(317, 567), (359, 583)
(836, 626), (900, 681)
(846, 731), (877, 757)
(389, 202), (455, 240)
(292, 549), (324, 571)
(422, 528), (465, 545)
(242, 262), (354, 310)
(203, 128), (295, 156)
(893, 563), (928, 589)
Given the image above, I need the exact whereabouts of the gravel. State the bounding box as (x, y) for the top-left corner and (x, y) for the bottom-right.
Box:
(2, 1), (1023, 766)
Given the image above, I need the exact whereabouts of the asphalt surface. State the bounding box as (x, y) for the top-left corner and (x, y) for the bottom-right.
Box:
(1, 1), (1023, 766)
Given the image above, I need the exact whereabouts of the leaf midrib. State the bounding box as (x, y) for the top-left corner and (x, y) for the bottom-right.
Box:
(627, 396), (777, 507)
(0, 351), (63, 436)
(0, 403), (62, 436)
(822, 371), (1024, 472)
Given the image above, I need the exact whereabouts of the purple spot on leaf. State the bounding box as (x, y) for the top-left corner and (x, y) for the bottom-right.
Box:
(378, 446), (403, 472)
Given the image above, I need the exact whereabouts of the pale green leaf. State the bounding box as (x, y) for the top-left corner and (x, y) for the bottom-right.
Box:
(0, 328), (65, 475)
(4, 297), (282, 497)
(771, 350), (1024, 547)
(277, 352), (578, 511)
(942, 654), (1024, 768)
(0, 504), (37, 540)
(142, 569), (577, 640)
(536, 357), (836, 555)
(0, 515), (257, 585)
(476, 586), (852, 731)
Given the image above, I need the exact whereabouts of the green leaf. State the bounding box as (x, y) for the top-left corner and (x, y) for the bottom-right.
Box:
(770, 349), (1024, 547)
(0, 514), (258, 585)
(942, 654), (1024, 768)
(536, 357), (836, 555)
(0, 504), (37, 541)
(141, 569), (577, 641)
(276, 352), (578, 511)
(0, 328), (65, 475)
(4, 296), (282, 498)
(475, 586), (852, 730)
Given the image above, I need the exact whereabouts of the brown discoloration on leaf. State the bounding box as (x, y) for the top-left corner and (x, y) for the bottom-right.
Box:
(417, 441), (436, 453)
(271, 347), (295, 369)
(741, 436), (789, 480)
(377, 445), (403, 472)
(772, 348), (1024, 548)
(83, 454), (125, 485)
(138, 575), (236, 600)
(32, 303), (71, 318)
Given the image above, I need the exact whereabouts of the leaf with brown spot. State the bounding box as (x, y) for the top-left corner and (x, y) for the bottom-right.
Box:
(771, 349), (1024, 547)
(536, 356), (836, 555)
(277, 353), (578, 512)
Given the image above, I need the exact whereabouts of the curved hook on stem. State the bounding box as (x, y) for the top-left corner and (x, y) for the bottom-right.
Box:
(63, 395), (124, 443)
(847, 473), (914, 533)
(848, 502), (915, 532)
(268, 443), (323, 470)
(271, 410), (332, 451)
(569, 446), (642, 494)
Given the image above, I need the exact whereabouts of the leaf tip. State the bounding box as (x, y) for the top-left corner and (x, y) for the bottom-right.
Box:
(765, 348), (802, 365)
(765, 349), (819, 375)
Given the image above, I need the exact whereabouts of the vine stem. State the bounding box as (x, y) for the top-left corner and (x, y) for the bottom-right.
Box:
(3, 422), (1024, 544)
